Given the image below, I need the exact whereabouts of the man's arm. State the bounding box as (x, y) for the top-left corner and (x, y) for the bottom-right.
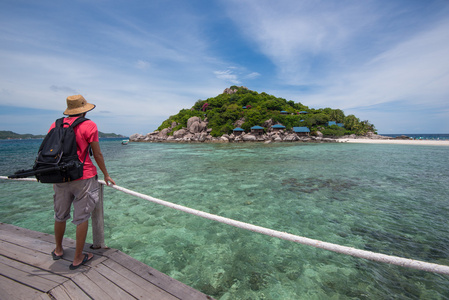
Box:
(90, 141), (115, 186)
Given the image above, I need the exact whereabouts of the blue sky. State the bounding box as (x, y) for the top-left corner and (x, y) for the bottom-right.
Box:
(1, 0), (448, 135)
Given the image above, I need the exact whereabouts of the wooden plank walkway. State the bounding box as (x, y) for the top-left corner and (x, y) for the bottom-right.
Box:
(0, 223), (213, 300)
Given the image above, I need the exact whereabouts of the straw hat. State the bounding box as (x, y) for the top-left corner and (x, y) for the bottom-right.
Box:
(63, 95), (96, 115)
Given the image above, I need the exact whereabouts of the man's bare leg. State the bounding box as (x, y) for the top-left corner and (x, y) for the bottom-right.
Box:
(72, 220), (93, 266)
(54, 220), (66, 256)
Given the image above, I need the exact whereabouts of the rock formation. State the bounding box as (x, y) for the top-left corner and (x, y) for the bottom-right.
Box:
(129, 116), (351, 143)
(223, 86), (248, 95)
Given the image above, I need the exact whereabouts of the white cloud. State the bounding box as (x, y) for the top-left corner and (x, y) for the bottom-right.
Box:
(305, 19), (449, 110)
(245, 72), (261, 79)
(222, 0), (380, 84)
(213, 70), (241, 84)
(135, 60), (150, 70)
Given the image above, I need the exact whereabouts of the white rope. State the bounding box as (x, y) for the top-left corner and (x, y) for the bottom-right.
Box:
(0, 176), (38, 182)
(2, 176), (449, 275)
(97, 181), (449, 275)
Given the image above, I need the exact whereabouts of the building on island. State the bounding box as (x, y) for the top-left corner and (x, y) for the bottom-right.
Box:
(293, 126), (310, 136)
(271, 124), (286, 132)
(233, 127), (245, 136)
(251, 125), (264, 136)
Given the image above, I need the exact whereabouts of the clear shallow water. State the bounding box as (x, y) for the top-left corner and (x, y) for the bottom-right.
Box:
(1, 139), (449, 299)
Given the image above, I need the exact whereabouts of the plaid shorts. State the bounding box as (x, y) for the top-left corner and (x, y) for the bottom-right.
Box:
(53, 176), (100, 225)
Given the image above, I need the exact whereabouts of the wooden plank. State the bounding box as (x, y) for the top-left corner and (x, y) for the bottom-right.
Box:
(49, 280), (91, 300)
(0, 229), (54, 252)
(0, 223), (64, 246)
(47, 285), (72, 300)
(0, 259), (58, 292)
(108, 251), (213, 300)
(0, 240), (77, 276)
(0, 223), (118, 258)
(0, 255), (66, 285)
(94, 262), (177, 300)
(0, 239), (108, 276)
(83, 268), (135, 299)
(0, 274), (43, 300)
(71, 272), (122, 300)
(37, 293), (53, 300)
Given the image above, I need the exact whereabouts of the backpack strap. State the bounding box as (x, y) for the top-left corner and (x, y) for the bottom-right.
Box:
(70, 117), (90, 128)
(55, 117), (65, 128)
(54, 117), (89, 128)
(69, 117), (92, 157)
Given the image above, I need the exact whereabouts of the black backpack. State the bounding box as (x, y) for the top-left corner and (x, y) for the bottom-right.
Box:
(33, 117), (90, 183)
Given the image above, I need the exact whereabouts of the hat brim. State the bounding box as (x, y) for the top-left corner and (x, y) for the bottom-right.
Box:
(63, 103), (96, 115)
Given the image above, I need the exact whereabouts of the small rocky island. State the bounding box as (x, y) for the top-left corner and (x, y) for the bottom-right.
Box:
(129, 86), (396, 143)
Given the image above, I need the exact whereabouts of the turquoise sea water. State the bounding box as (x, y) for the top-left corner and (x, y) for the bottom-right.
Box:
(1, 138), (449, 299)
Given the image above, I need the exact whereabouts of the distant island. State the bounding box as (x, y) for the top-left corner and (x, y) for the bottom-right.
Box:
(130, 86), (378, 143)
(1, 130), (125, 140)
(98, 132), (127, 139)
(0, 131), (46, 140)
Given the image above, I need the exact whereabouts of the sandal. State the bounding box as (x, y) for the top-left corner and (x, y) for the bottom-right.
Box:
(51, 250), (63, 260)
(69, 254), (93, 270)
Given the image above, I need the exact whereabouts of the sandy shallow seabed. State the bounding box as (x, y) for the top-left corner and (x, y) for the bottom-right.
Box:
(338, 138), (449, 146)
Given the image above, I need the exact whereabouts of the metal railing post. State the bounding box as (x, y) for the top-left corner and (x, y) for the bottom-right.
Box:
(91, 182), (106, 249)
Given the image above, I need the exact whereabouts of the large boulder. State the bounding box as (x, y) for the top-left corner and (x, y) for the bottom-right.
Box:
(129, 133), (144, 141)
(243, 134), (257, 141)
(182, 133), (194, 141)
(284, 134), (299, 142)
(187, 117), (201, 130)
(159, 128), (171, 136)
(198, 121), (208, 132)
(188, 121), (200, 133)
(197, 132), (208, 142)
(173, 129), (187, 139)
(187, 116), (208, 134)
(273, 135), (283, 142)
(263, 119), (273, 128)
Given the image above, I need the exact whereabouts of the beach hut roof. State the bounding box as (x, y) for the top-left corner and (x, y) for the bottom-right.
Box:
(327, 121), (337, 126)
(272, 124), (286, 129)
(299, 111), (308, 114)
(233, 127), (244, 131)
(293, 127), (310, 133)
(280, 110), (288, 114)
(251, 125), (264, 130)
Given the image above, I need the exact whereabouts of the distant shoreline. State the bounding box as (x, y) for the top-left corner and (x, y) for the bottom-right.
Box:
(0, 131), (126, 140)
(337, 138), (449, 146)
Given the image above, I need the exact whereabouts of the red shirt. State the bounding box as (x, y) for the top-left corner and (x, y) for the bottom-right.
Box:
(49, 117), (98, 180)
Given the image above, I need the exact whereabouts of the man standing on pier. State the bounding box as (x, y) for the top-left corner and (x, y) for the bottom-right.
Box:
(50, 95), (115, 270)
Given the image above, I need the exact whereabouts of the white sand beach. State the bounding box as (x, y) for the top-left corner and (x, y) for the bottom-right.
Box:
(337, 138), (449, 146)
